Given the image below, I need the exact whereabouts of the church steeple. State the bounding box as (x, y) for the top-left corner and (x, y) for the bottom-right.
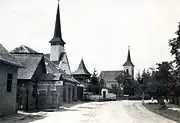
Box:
(123, 46), (134, 78)
(50, 1), (66, 62)
(123, 46), (134, 67)
(49, 0), (65, 46)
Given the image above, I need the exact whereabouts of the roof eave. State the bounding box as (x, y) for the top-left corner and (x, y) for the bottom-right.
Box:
(0, 60), (24, 68)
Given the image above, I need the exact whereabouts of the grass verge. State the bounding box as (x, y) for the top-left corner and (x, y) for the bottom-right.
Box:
(143, 103), (180, 123)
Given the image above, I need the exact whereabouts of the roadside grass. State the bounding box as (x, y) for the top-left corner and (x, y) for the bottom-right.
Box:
(144, 102), (180, 123)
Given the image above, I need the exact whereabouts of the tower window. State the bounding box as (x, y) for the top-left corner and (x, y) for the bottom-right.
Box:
(126, 69), (129, 74)
(7, 73), (13, 92)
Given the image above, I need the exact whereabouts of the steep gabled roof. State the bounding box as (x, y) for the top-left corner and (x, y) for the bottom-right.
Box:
(123, 48), (134, 67)
(12, 53), (44, 79)
(99, 71), (123, 82)
(12, 45), (65, 75)
(44, 56), (65, 74)
(61, 74), (79, 84)
(11, 45), (38, 54)
(45, 53), (79, 83)
(73, 59), (91, 76)
(0, 43), (23, 67)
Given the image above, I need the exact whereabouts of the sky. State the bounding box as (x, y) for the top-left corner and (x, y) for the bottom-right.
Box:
(0, 0), (179, 76)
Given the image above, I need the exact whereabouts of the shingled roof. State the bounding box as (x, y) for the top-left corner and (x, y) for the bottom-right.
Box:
(0, 43), (23, 67)
(39, 73), (62, 81)
(12, 53), (44, 80)
(73, 59), (91, 76)
(45, 53), (79, 83)
(11, 45), (38, 53)
(99, 71), (123, 82)
(44, 56), (65, 74)
(11, 45), (65, 75)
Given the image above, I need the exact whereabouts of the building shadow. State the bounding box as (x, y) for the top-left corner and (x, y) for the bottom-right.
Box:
(0, 112), (47, 123)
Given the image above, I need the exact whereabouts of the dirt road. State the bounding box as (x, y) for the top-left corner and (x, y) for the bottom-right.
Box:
(1, 101), (176, 123)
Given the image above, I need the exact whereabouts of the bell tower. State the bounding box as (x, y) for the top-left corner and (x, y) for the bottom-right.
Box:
(123, 46), (134, 78)
(49, 0), (66, 62)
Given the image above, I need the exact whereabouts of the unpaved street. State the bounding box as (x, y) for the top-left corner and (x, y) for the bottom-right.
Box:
(1, 101), (176, 123)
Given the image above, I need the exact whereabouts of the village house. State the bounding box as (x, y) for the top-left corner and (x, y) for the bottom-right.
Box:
(11, 45), (65, 110)
(73, 58), (91, 100)
(99, 71), (123, 90)
(0, 43), (23, 116)
(99, 48), (134, 93)
(10, 51), (47, 111)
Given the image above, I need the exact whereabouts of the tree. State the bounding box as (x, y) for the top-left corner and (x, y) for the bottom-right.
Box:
(169, 22), (180, 104)
(91, 69), (99, 85)
(169, 22), (180, 68)
(115, 71), (135, 96)
(139, 69), (152, 103)
(90, 68), (99, 94)
(99, 79), (105, 90)
(154, 61), (173, 107)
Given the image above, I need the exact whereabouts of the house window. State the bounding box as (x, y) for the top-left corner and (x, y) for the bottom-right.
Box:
(7, 73), (13, 92)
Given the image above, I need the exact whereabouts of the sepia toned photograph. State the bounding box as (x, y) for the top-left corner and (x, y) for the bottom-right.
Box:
(0, 0), (180, 123)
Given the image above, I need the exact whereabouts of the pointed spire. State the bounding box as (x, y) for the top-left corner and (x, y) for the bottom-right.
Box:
(127, 46), (131, 62)
(54, 1), (61, 38)
(50, 0), (65, 46)
(123, 46), (134, 66)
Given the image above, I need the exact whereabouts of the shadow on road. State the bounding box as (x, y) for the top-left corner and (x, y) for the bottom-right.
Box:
(0, 112), (47, 123)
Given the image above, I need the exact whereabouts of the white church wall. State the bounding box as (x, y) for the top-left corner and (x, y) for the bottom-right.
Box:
(50, 45), (64, 61)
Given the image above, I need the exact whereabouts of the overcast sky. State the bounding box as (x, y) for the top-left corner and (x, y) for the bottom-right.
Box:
(0, 0), (179, 76)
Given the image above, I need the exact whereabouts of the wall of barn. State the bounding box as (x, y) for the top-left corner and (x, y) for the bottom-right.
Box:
(37, 81), (63, 108)
(17, 80), (37, 111)
(0, 63), (18, 116)
(63, 82), (77, 102)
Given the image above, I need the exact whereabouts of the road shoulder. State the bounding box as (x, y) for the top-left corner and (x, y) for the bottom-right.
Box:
(144, 102), (180, 122)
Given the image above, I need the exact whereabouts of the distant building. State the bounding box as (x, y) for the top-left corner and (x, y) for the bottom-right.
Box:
(73, 58), (91, 87)
(73, 58), (91, 100)
(99, 71), (123, 89)
(99, 47), (135, 93)
(0, 43), (22, 116)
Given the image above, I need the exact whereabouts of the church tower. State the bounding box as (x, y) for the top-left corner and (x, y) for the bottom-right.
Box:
(123, 47), (134, 78)
(49, 1), (66, 62)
